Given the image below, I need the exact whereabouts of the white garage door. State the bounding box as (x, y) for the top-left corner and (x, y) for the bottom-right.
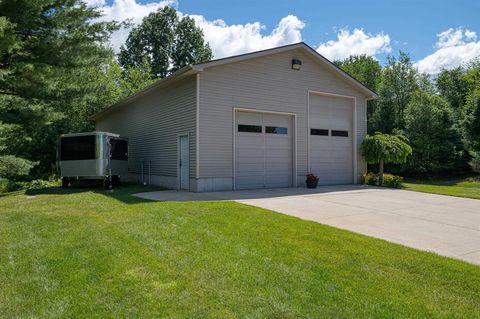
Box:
(309, 94), (353, 185)
(235, 111), (293, 190)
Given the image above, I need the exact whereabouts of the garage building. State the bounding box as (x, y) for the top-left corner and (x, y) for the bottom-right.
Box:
(93, 42), (377, 192)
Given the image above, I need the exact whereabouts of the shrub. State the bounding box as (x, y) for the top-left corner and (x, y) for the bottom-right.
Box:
(26, 179), (60, 189)
(0, 179), (22, 193)
(0, 155), (37, 180)
(0, 178), (60, 194)
(362, 173), (403, 188)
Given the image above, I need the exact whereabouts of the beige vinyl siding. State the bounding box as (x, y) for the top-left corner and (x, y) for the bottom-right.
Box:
(357, 98), (367, 176)
(95, 76), (197, 179)
(199, 48), (368, 183)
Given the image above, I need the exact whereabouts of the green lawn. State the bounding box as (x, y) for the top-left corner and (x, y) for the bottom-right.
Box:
(1, 185), (479, 318)
(403, 176), (480, 200)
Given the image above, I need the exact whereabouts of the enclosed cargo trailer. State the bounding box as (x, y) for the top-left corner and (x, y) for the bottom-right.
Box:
(58, 132), (128, 188)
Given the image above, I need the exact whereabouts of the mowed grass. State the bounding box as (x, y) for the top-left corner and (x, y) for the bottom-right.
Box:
(403, 176), (480, 200)
(0, 185), (479, 318)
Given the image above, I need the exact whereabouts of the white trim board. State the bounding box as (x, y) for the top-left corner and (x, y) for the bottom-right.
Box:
(176, 132), (190, 190)
(196, 73), (200, 179)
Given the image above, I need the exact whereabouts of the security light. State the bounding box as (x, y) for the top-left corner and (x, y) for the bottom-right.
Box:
(291, 59), (302, 70)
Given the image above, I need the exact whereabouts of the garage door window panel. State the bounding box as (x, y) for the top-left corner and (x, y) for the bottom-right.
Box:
(331, 130), (349, 137)
(310, 129), (329, 136)
(266, 126), (288, 134)
(238, 124), (262, 133)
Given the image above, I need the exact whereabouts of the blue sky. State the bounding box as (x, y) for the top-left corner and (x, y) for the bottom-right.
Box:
(91, 0), (480, 74)
(178, 0), (479, 61)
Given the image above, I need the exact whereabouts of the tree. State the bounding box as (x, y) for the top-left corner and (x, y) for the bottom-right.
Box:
(372, 52), (419, 133)
(436, 63), (480, 171)
(436, 67), (468, 111)
(456, 62), (480, 174)
(335, 55), (382, 92)
(335, 55), (382, 133)
(0, 0), (121, 178)
(119, 6), (212, 79)
(361, 132), (412, 185)
(404, 91), (455, 173)
(460, 89), (480, 153)
(0, 0), (119, 99)
(463, 58), (480, 93)
(120, 58), (156, 97)
(172, 16), (212, 72)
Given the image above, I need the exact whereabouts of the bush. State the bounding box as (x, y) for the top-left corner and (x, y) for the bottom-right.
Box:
(0, 155), (37, 180)
(362, 173), (404, 188)
(0, 179), (21, 193)
(0, 178), (60, 194)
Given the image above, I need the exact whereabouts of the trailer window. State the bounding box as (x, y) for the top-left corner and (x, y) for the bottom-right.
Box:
(110, 139), (128, 160)
(60, 136), (96, 161)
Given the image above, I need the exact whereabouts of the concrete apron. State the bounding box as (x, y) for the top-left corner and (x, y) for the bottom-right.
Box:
(134, 185), (480, 265)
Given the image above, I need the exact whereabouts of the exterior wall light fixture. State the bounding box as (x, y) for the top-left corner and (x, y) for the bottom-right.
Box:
(292, 59), (302, 70)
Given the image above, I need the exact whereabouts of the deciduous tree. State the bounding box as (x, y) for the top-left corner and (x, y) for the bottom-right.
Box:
(437, 67), (468, 111)
(335, 55), (382, 133)
(460, 89), (480, 153)
(373, 52), (418, 132)
(404, 91), (455, 173)
(361, 132), (412, 184)
(119, 7), (212, 79)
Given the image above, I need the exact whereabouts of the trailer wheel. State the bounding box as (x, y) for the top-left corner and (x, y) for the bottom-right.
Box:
(62, 177), (70, 188)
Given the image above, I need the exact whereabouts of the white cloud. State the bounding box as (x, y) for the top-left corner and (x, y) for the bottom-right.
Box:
(190, 14), (305, 58)
(416, 28), (480, 74)
(90, 0), (177, 51)
(87, 1), (393, 63)
(85, 0), (304, 57)
(84, 0), (106, 7)
(465, 30), (477, 41)
(436, 28), (474, 49)
(316, 28), (391, 61)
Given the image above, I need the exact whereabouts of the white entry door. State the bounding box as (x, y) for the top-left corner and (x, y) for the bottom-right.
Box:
(235, 111), (293, 190)
(179, 135), (189, 190)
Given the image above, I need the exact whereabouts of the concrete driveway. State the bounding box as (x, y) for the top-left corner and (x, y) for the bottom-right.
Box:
(134, 185), (480, 265)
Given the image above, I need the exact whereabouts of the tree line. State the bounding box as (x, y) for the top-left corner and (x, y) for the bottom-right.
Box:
(0, 0), (479, 183)
(335, 54), (480, 176)
(0, 2), (211, 182)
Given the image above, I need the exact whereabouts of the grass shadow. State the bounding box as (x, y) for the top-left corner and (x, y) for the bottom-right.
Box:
(24, 183), (168, 204)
